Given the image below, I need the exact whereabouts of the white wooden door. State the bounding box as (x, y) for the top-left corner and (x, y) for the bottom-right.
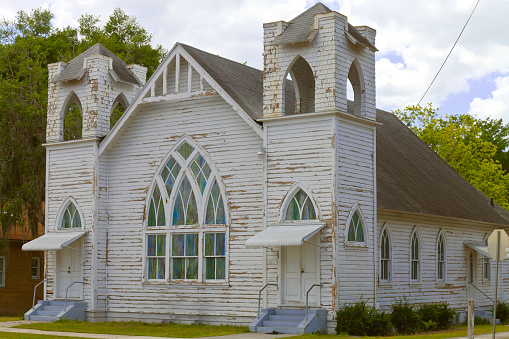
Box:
(57, 240), (83, 299)
(467, 250), (478, 303)
(282, 236), (319, 304)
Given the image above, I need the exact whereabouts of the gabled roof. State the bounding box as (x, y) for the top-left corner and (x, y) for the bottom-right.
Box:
(52, 43), (141, 85)
(273, 3), (377, 51)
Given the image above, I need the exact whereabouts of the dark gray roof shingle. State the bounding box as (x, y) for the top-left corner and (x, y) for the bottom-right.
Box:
(52, 43), (141, 85)
(181, 43), (509, 225)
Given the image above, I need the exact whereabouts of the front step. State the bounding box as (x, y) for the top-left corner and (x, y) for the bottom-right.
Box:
(250, 308), (327, 334)
(25, 300), (87, 322)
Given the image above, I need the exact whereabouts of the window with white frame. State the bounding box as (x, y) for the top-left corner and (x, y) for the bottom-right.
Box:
(60, 201), (82, 229)
(283, 189), (317, 221)
(31, 257), (41, 279)
(483, 236), (491, 281)
(346, 207), (366, 243)
(0, 256), (4, 287)
(145, 140), (228, 283)
(411, 231), (420, 281)
(380, 228), (391, 282)
(437, 233), (446, 281)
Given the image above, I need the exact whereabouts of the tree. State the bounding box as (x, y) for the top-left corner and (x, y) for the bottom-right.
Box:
(393, 104), (509, 210)
(477, 117), (509, 172)
(0, 8), (166, 244)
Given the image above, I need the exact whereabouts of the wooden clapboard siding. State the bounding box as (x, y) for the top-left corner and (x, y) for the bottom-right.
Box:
(377, 209), (509, 312)
(103, 93), (264, 318)
(45, 141), (98, 307)
(265, 115), (335, 320)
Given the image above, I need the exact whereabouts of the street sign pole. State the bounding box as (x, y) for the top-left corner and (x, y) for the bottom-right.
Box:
(493, 231), (500, 339)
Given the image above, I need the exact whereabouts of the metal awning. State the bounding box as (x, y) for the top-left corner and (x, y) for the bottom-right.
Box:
(22, 231), (87, 251)
(245, 223), (325, 248)
(464, 241), (509, 260)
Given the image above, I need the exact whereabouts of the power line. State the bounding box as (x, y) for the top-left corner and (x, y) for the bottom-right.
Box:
(417, 0), (481, 106)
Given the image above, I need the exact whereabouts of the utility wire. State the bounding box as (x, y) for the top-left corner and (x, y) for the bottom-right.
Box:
(417, 0), (481, 106)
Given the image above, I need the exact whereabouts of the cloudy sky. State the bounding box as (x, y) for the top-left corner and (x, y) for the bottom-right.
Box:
(2, 0), (509, 122)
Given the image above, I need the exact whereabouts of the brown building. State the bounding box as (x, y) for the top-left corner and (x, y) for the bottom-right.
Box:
(1, 224), (44, 316)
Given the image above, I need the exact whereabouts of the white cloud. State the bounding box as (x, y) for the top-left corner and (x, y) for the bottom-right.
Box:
(2, 0), (509, 118)
(469, 76), (509, 121)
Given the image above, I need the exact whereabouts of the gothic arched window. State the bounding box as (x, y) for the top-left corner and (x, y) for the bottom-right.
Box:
(283, 188), (317, 221)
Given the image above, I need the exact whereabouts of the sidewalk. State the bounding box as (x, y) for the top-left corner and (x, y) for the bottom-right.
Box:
(448, 332), (509, 339)
(0, 320), (295, 339)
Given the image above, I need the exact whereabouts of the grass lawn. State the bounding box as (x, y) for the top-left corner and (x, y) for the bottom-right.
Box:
(16, 319), (250, 338)
(0, 316), (23, 322)
(302, 324), (509, 339)
(0, 333), (81, 338)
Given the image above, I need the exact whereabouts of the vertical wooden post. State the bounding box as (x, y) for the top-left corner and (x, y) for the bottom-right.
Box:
(468, 298), (474, 339)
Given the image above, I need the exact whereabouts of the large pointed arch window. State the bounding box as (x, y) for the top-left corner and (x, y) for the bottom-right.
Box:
(144, 140), (228, 283)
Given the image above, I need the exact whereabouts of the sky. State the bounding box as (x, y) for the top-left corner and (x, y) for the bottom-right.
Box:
(2, 0), (509, 122)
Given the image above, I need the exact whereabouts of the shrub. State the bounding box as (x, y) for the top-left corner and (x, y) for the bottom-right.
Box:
(497, 301), (509, 324)
(391, 299), (421, 334)
(336, 301), (393, 336)
(474, 316), (490, 325)
(417, 303), (455, 330)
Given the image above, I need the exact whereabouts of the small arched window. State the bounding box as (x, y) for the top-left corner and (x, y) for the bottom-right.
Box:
(437, 232), (446, 281)
(60, 201), (82, 229)
(411, 231), (421, 281)
(147, 185), (165, 227)
(284, 189), (317, 221)
(347, 211), (365, 242)
(380, 227), (391, 281)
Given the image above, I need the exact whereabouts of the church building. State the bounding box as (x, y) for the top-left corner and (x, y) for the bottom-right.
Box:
(22, 3), (509, 334)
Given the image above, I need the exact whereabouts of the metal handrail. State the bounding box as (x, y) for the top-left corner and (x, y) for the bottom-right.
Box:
(468, 282), (494, 303)
(257, 283), (278, 318)
(305, 284), (322, 319)
(64, 281), (84, 311)
(32, 279), (49, 309)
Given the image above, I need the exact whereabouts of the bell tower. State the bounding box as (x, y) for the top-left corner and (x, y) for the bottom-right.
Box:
(262, 3), (377, 119)
(46, 43), (146, 142)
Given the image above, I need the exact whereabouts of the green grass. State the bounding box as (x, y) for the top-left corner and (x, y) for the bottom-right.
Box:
(302, 324), (509, 339)
(16, 319), (250, 338)
(0, 333), (81, 338)
(0, 316), (23, 322)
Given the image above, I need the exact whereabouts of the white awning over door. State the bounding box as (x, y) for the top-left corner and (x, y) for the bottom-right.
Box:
(22, 231), (87, 251)
(464, 241), (509, 260)
(245, 223), (325, 248)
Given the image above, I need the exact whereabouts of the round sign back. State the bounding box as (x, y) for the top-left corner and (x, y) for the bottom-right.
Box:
(488, 229), (509, 262)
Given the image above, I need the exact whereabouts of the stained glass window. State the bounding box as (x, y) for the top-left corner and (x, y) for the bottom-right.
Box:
(147, 186), (165, 227)
(205, 233), (226, 280)
(284, 189), (316, 221)
(171, 233), (198, 279)
(147, 234), (166, 280)
(172, 175), (198, 225)
(190, 155), (211, 194)
(61, 202), (82, 229)
(177, 142), (194, 160)
(347, 211), (364, 242)
(380, 229), (390, 281)
(205, 180), (225, 224)
(160, 156), (181, 197)
(411, 232), (420, 281)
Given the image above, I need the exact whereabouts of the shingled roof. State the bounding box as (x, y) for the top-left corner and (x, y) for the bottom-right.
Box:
(52, 43), (141, 85)
(180, 43), (509, 225)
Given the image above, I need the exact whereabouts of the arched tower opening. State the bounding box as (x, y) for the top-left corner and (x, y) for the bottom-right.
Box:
(62, 91), (83, 141)
(110, 93), (128, 129)
(347, 59), (365, 117)
(285, 56), (315, 115)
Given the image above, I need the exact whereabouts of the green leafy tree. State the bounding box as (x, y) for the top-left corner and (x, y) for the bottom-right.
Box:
(393, 104), (509, 210)
(0, 8), (166, 244)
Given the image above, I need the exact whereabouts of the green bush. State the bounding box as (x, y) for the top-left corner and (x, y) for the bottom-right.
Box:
(417, 303), (455, 330)
(497, 302), (509, 324)
(474, 316), (490, 325)
(336, 301), (393, 336)
(391, 299), (421, 334)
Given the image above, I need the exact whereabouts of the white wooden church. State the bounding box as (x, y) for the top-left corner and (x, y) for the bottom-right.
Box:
(22, 3), (509, 334)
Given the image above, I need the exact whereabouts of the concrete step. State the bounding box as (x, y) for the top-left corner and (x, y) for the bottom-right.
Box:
(262, 320), (301, 327)
(43, 306), (64, 311)
(274, 309), (306, 316)
(29, 315), (57, 322)
(268, 314), (304, 322)
(256, 326), (303, 334)
(47, 301), (67, 306)
(36, 310), (60, 317)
